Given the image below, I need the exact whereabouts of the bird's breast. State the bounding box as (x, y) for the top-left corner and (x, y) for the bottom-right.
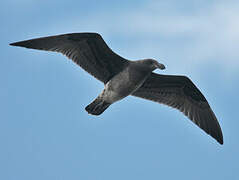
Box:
(103, 65), (150, 103)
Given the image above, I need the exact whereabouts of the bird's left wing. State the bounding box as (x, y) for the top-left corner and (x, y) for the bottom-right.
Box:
(132, 72), (223, 144)
(10, 33), (129, 83)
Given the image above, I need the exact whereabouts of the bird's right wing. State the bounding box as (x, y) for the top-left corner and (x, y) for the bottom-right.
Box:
(10, 33), (129, 83)
(132, 72), (223, 144)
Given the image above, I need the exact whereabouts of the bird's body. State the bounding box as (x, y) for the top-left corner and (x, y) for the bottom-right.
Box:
(86, 60), (158, 114)
(104, 60), (157, 102)
(10, 32), (223, 144)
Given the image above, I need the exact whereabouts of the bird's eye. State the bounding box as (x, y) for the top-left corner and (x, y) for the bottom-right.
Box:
(149, 61), (154, 65)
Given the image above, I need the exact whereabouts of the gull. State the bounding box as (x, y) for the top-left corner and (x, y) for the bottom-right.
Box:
(10, 33), (223, 144)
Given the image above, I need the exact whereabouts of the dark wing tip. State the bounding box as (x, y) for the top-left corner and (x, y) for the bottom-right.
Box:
(9, 39), (45, 50)
(9, 42), (18, 46)
(9, 32), (102, 48)
(207, 110), (224, 145)
(9, 40), (29, 48)
(212, 124), (223, 145)
(218, 137), (223, 145)
(216, 130), (224, 145)
(204, 111), (224, 145)
(181, 76), (224, 145)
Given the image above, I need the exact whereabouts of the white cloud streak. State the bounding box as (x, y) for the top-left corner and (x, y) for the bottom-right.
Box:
(41, 1), (239, 79)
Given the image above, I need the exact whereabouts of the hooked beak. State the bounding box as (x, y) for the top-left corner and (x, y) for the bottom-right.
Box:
(156, 62), (166, 70)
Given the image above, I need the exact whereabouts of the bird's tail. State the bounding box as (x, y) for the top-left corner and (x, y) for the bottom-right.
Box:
(85, 97), (111, 116)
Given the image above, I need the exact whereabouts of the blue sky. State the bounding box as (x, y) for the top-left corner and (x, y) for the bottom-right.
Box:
(1, 0), (239, 179)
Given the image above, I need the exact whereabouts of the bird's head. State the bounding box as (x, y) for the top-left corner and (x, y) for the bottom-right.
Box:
(141, 59), (166, 71)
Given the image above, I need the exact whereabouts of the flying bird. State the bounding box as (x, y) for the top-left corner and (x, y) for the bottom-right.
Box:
(10, 33), (223, 144)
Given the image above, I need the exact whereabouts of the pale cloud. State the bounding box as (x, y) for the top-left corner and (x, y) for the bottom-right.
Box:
(42, 1), (239, 79)
(121, 2), (239, 62)
(121, 1), (239, 78)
